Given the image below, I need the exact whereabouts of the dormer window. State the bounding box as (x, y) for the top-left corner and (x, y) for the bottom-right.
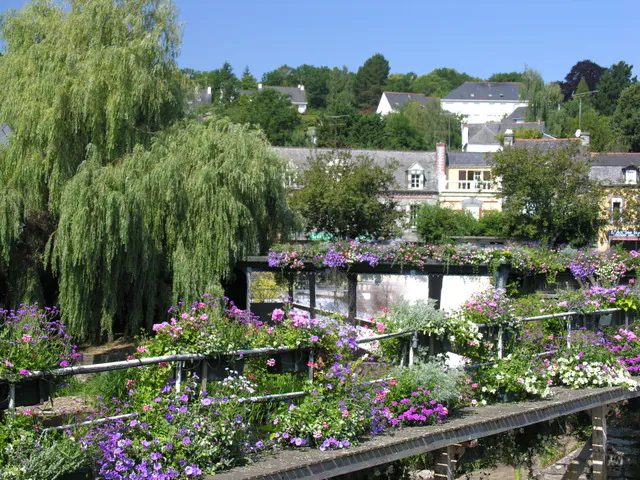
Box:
(625, 167), (638, 184)
(407, 163), (425, 189)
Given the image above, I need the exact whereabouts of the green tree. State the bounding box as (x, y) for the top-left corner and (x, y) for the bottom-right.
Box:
(613, 84), (640, 151)
(520, 67), (562, 123)
(53, 119), (290, 343)
(416, 203), (476, 243)
(386, 72), (417, 92)
(296, 64), (332, 109)
(291, 151), (402, 239)
(560, 59), (606, 100)
(327, 66), (356, 109)
(315, 102), (359, 148)
(0, 0), (187, 309)
(0, 0), (291, 342)
(490, 143), (602, 247)
(239, 66), (258, 90)
(384, 113), (428, 150)
(594, 61), (637, 116)
(262, 65), (298, 86)
(488, 72), (524, 83)
(244, 89), (302, 146)
(348, 113), (387, 149)
(399, 100), (462, 150)
(354, 53), (390, 110)
(475, 211), (509, 237)
(410, 73), (451, 97)
(411, 68), (479, 97)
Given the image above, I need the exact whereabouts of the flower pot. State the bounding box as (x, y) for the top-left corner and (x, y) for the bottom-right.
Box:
(0, 378), (50, 410)
(267, 349), (310, 374)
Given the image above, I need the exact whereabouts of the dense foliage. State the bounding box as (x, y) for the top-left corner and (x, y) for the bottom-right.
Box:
(290, 151), (403, 239)
(491, 142), (603, 247)
(0, 1), (293, 343)
(52, 120), (290, 342)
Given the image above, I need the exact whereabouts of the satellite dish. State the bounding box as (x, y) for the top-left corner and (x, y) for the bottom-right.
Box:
(575, 129), (582, 138)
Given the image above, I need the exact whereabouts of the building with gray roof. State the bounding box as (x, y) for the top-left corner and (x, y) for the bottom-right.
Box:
(441, 82), (528, 125)
(444, 82), (523, 101)
(376, 92), (439, 116)
(463, 122), (546, 152)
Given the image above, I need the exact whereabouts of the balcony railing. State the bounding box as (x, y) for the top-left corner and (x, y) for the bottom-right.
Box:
(445, 180), (497, 192)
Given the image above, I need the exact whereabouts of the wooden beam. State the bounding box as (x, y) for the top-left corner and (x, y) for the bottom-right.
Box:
(308, 272), (316, 318)
(590, 405), (609, 480)
(434, 445), (464, 480)
(347, 273), (357, 320)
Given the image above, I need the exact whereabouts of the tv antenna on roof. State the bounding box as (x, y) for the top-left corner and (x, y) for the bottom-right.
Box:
(572, 89), (598, 129)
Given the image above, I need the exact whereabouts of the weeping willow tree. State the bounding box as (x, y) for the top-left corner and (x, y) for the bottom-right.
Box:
(0, 1), (292, 342)
(52, 119), (290, 343)
(0, 0), (187, 306)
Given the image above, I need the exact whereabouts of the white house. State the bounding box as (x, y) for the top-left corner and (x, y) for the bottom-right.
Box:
(441, 82), (528, 124)
(376, 91), (439, 116)
(238, 84), (308, 114)
(196, 84), (309, 114)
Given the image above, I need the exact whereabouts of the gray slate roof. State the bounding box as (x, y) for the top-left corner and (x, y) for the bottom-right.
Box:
(272, 147), (438, 192)
(239, 86), (307, 104)
(503, 107), (528, 122)
(0, 124), (12, 146)
(468, 122), (546, 146)
(447, 152), (492, 167)
(382, 92), (438, 111)
(513, 138), (581, 152)
(589, 153), (640, 184)
(444, 82), (523, 101)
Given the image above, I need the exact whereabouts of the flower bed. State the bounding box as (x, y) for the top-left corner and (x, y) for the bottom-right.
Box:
(267, 241), (640, 286)
(3, 288), (640, 477)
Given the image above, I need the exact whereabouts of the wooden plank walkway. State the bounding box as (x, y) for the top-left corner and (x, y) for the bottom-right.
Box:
(209, 386), (640, 480)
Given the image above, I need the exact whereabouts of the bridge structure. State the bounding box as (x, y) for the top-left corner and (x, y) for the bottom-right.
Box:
(210, 385), (637, 480)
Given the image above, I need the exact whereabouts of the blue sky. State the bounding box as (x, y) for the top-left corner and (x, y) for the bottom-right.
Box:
(2, 0), (639, 83)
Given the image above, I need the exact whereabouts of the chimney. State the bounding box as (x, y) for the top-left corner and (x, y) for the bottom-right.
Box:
(206, 86), (212, 95)
(580, 131), (590, 147)
(299, 84), (305, 91)
(258, 83), (263, 91)
(504, 129), (514, 147)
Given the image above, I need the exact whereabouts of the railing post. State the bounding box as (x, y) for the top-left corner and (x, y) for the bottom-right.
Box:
(567, 315), (572, 349)
(8, 384), (15, 410)
(409, 332), (418, 366)
(495, 264), (510, 290)
(497, 326), (504, 359)
(200, 361), (208, 392)
(347, 273), (358, 321)
(309, 271), (316, 318)
(175, 361), (183, 393)
(590, 405), (608, 480)
(308, 349), (314, 383)
(246, 266), (252, 312)
(288, 272), (295, 303)
(625, 311), (629, 329)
